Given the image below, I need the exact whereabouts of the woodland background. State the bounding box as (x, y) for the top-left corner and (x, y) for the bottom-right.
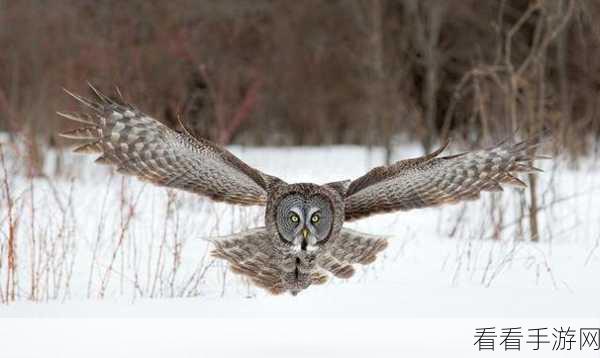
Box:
(0, 1), (599, 307)
(1, 0), (599, 171)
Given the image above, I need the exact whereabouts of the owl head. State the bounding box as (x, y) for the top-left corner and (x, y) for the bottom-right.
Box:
(266, 183), (344, 254)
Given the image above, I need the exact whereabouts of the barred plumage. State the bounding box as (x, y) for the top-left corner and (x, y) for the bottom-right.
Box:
(61, 85), (546, 295)
(209, 228), (329, 295)
(210, 227), (388, 293)
(329, 228), (388, 265)
(59, 88), (281, 206)
(344, 139), (544, 221)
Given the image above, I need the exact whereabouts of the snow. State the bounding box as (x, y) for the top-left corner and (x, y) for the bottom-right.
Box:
(0, 144), (599, 356)
(2, 318), (600, 358)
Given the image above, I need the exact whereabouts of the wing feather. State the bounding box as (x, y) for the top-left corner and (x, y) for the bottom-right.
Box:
(330, 228), (389, 265)
(209, 228), (287, 295)
(344, 137), (546, 220)
(60, 86), (283, 206)
(317, 254), (356, 279)
(318, 228), (388, 278)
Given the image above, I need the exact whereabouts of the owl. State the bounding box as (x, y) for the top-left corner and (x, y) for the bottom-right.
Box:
(60, 86), (544, 295)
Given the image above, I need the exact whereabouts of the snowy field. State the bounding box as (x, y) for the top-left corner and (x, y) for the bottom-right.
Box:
(0, 143), (599, 356)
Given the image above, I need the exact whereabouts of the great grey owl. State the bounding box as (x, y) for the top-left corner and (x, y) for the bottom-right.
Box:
(60, 86), (544, 295)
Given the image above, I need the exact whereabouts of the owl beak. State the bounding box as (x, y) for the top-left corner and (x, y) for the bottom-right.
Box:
(300, 228), (310, 251)
(302, 228), (309, 240)
(299, 227), (317, 252)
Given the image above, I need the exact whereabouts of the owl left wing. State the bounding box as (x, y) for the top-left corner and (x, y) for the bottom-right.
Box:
(59, 86), (283, 206)
(329, 228), (388, 265)
(319, 228), (388, 279)
(343, 137), (545, 221)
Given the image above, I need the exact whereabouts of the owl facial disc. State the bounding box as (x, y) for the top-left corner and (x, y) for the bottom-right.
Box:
(275, 193), (334, 253)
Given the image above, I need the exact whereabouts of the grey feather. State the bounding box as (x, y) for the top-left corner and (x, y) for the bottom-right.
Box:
(60, 86), (284, 206)
(343, 137), (546, 221)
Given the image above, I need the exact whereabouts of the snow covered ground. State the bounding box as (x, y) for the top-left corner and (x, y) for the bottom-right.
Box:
(0, 144), (598, 356)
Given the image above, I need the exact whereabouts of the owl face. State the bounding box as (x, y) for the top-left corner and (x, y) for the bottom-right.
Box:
(275, 193), (333, 252)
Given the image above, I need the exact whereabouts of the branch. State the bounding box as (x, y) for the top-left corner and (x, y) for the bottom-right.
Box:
(217, 75), (263, 145)
(516, 0), (576, 77)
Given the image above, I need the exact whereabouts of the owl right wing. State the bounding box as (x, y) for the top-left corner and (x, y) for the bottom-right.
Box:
(209, 228), (287, 295)
(342, 137), (545, 221)
(59, 86), (283, 206)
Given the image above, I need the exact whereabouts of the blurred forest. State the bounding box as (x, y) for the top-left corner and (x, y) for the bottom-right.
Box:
(1, 0), (599, 163)
(2, 0), (600, 306)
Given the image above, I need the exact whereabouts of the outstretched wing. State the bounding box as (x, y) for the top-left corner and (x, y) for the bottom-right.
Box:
(209, 228), (286, 295)
(59, 86), (282, 206)
(343, 138), (545, 221)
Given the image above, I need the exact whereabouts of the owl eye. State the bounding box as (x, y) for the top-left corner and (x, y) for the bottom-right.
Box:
(290, 213), (300, 223)
(311, 214), (320, 223)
